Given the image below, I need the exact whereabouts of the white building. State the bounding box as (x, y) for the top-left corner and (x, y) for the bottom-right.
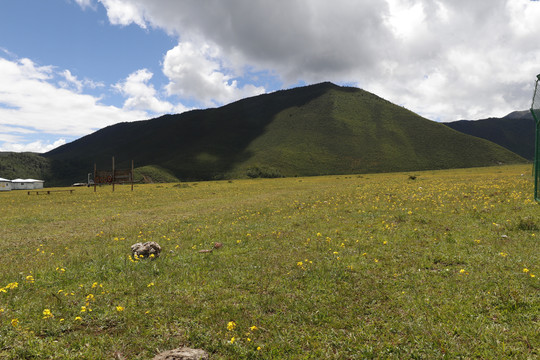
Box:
(11, 179), (44, 190)
(0, 178), (11, 191)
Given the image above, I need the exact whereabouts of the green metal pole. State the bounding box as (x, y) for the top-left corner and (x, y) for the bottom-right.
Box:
(536, 120), (540, 201)
(530, 75), (540, 202)
(530, 109), (537, 199)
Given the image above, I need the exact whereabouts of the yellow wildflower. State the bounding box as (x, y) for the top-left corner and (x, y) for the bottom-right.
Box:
(42, 309), (53, 319)
(11, 318), (19, 327)
(5, 282), (18, 290)
(116, 306), (125, 312)
(250, 325), (258, 331)
(227, 321), (236, 331)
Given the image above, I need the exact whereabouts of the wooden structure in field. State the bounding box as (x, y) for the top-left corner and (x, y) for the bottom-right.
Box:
(94, 157), (134, 192)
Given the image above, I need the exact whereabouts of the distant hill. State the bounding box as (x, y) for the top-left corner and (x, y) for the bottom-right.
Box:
(42, 82), (526, 186)
(445, 111), (536, 160)
(0, 152), (51, 181)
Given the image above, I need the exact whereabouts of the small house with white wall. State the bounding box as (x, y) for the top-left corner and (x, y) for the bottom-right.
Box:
(0, 178), (11, 191)
(11, 179), (44, 190)
(28, 179), (44, 189)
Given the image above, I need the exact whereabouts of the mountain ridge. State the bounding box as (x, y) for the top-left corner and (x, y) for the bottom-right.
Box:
(444, 111), (535, 160)
(0, 82), (528, 186)
(38, 82), (525, 186)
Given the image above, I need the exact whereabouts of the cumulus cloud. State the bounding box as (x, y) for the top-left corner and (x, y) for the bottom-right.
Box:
(368, 0), (540, 120)
(99, 0), (148, 28)
(59, 70), (84, 93)
(90, 0), (540, 121)
(163, 42), (265, 106)
(0, 56), (147, 152)
(113, 68), (184, 113)
(95, 0), (392, 83)
(0, 124), (68, 153)
(0, 139), (67, 153)
(58, 70), (105, 94)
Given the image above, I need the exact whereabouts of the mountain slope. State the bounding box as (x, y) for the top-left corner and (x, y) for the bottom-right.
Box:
(0, 152), (52, 181)
(445, 111), (536, 160)
(230, 87), (526, 177)
(44, 82), (526, 185)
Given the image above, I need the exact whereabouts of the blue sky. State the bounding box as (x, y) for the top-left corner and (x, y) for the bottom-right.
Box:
(1, 0), (540, 152)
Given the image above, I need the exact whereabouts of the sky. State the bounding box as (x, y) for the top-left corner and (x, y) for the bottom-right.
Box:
(1, 0), (540, 153)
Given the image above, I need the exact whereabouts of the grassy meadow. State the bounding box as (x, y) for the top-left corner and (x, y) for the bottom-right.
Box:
(0, 165), (538, 359)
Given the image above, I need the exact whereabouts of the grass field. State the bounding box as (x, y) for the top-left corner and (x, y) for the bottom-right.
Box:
(0, 165), (538, 359)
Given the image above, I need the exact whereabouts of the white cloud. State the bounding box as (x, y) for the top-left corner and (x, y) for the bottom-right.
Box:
(367, 0), (540, 120)
(163, 42), (265, 107)
(507, 0), (540, 38)
(59, 70), (84, 93)
(0, 56), (147, 151)
(92, 0), (540, 121)
(98, 0), (148, 28)
(384, 0), (428, 41)
(113, 68), (182, 113)
(0, 139), (67, 153)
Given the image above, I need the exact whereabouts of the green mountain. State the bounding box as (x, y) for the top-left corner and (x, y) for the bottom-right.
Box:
(0, 152), (52, 181)
(445, 111), (536, 160)
(39, 82), (526, 185)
